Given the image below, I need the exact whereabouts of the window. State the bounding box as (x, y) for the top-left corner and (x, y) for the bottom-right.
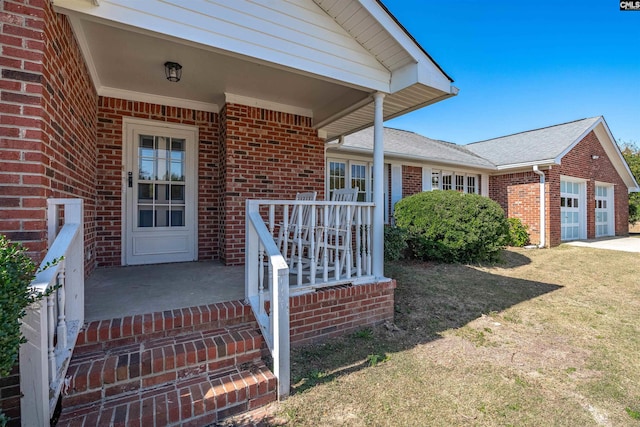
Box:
(327, 159), (371, 201)
(467, 176), (476, 194)
(329, 161), (346, 196)
(430, 170), (479, 194)
(442, 174), (452, 190)
(351, 163), (368, 202)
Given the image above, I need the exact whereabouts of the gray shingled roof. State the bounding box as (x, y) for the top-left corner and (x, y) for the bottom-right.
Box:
(465, 117), (602, 167)
(335, 127), (496, 169)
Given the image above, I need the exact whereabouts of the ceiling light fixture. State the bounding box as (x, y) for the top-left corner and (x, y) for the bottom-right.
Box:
(164, 61), (182, 82)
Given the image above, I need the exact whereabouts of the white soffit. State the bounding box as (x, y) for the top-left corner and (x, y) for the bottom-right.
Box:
(53, 0), (391, 92)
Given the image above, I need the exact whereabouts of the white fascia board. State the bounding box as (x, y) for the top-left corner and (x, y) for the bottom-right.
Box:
(224, 93), (313, 118)
(386, 45), (453, 95)
(54, 0), (391, 92)
(328, 146), (497, 172)
(495, 160), (558, 171)
(416, 61), (456, 94)
(100, 87), (219, 113)
(389, 63), (418, 93)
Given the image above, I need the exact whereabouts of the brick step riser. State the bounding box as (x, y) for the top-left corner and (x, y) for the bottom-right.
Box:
(64, 329), (264, 408)
(75, 301), (255, 350)
(57, 363), (278, 427)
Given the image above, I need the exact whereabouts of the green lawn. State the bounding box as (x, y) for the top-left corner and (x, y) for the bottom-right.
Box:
(264, 245), (640, 426)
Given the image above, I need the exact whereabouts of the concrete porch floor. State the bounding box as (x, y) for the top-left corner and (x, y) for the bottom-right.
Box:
(84, 261), (245, 322)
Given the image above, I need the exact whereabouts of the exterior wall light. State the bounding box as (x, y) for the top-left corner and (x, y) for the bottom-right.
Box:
(164, 62), (182, 82)
(591, 155), (600, 160)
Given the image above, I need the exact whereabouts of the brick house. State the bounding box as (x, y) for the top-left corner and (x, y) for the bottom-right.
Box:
(331, 118), (638, 247)
(0, 0), (459, 425)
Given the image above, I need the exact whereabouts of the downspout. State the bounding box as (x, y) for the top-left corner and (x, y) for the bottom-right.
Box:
(532, 166), (546, 248)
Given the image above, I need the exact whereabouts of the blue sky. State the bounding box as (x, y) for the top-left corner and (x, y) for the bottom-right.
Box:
(385, 0), (640, 146)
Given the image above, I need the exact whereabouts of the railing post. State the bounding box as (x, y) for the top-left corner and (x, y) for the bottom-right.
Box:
(56, 269), (67, 350)
(272, 260), (290, 400)
(245, 200), (260, 301)
(19, 300), (50, 427)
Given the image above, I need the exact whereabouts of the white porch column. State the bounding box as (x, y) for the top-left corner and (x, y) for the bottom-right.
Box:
(372, 92), (385, 279)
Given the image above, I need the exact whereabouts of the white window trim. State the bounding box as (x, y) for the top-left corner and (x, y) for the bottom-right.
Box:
(326, 157), (373, 201)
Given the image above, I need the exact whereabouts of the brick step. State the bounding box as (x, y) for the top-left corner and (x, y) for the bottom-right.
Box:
(56, 361), (277, 427)
(76, 300), (255, 352)
(62, 324), (264, 409)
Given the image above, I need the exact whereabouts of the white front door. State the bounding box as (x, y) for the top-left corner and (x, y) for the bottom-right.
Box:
(560, 178), (586, 241)
(123, 118), (198, 265)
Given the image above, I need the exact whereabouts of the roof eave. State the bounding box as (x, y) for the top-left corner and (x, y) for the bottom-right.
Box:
(327, 145), (497, 171)
(495, 160), (558, 171)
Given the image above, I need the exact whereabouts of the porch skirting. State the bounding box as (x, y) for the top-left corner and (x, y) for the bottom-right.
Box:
(289, 280), (396, 346)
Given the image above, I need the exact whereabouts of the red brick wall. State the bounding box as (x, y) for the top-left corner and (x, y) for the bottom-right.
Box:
(402, 165), (422, 198)
(489, 172), (544, 245)
(290, 281), (396, 346)
(0, 1), (97, 265)
(0, 2), (97, 423)
(96, 97), (220, 266)
(488, 130), (629, 247)
(221, 104), (325, 265)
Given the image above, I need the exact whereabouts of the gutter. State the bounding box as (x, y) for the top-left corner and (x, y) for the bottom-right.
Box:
(532, 165), (546, 248)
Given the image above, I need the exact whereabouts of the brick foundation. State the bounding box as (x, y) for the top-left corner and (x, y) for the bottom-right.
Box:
(290, 280), (396, 346)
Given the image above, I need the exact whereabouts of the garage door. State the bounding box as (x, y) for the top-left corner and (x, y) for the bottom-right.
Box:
(560, 179), (586, 241)
(595, 184), (614, 237)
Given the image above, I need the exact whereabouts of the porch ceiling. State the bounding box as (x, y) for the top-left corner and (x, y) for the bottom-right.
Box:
(56, 0), (456, 141)
(70, 19), (369, 119)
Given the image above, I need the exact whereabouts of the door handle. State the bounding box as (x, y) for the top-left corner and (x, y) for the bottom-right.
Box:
(128, 171), (133, 188)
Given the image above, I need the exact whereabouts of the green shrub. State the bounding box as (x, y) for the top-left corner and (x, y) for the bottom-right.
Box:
(507, 217), (530, 247)
(384, 226), (408, 261)
(0, 235), (38, 378)
(394, 191), (509, 263)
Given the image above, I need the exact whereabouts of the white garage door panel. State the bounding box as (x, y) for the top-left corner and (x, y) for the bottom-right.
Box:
(560, 179), (586, 241)
(595, 184), (614, 237)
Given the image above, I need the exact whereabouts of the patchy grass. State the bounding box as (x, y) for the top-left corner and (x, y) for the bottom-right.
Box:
(273, 245), (640, 426)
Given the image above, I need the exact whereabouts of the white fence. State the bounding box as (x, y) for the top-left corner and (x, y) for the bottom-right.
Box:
(245, 199), (374, 399)
(20, 199), (84, 427)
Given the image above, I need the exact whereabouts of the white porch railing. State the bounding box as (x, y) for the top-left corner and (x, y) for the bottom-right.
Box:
(245, 199), (374, 399)
(19, 199), (84, 427)
(245, 201), (290, 400)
